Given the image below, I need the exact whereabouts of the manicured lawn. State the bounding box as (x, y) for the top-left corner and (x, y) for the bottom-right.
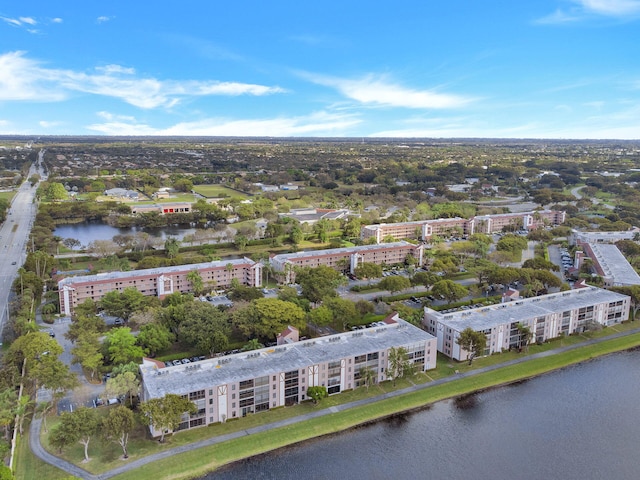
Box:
(14, 427), (69, 480)
(192, 185), (249, 200)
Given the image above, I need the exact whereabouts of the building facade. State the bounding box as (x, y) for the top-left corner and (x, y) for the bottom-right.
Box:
(361, 210), (566, 243)
(139, 314), (436, 436)
(58, 258), (262, 316)
(270, 241), (424, 283)
(423, 286), (629, 361)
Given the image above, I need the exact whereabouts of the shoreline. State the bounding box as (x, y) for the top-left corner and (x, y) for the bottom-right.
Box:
(27, 328), (640, 480)
(108, 328), (640, 480)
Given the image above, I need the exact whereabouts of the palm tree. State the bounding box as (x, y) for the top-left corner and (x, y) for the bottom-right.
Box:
(186, 270), (204, 296)
(359, 366), (376, 391)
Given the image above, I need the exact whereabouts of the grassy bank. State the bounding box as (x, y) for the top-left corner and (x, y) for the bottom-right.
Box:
(108, 331), (640, 480)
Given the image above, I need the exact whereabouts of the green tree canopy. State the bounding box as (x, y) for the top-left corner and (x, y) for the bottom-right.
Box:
(455, 327), (487, 364)
(105, 327), (144, 365)
(140, 394), (197, 443)
(354, 262), (383, 279)
(307, 386), (328, 404)
(102, 405), (136, 458)
(296, 265), (346, 303)
(431, 280), (468, 304)
(233, 298), (305, 342)
(378, 275), (411, 293)
(50, 407), (99, 462)
(136, 323), (173, 357)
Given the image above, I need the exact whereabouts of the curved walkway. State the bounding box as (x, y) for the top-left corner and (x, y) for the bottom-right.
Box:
(30, 327), (640, 480)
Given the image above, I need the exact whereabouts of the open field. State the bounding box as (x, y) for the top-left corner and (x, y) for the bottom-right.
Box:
(192, 185), (249, 200)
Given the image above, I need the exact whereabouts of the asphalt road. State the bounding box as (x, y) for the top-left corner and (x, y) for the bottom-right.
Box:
(0, 149), (45, 344)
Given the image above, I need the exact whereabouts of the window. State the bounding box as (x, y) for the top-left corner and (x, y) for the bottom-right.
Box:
(232, 393), (236, 399)
(189, 390), (205, 401)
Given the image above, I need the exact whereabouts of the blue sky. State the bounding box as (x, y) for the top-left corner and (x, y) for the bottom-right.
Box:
(1, 1), (639, 139)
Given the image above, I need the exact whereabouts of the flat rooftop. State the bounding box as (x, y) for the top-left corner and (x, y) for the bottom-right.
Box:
(140, 318), (434, 398)
(587, 243), (640, 286)
(363, 218), (465, 229)
(271, 241), (416, 262)
(428, 286), (628, 332)
(58, 257), (255, 286)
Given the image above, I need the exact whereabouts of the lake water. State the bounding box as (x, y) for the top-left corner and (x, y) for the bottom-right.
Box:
(54, 222), (197, 246)
(207, 349), (640, 480)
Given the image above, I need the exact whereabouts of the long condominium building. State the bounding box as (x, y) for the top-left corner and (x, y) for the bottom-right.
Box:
(361, 210), (566, 243)
(139, 313), (436, 436)
(270, 241), (424, 283)
(576, 242), (640, 287)
(423, 286), (629, 362)
(58, 258), (262, 316)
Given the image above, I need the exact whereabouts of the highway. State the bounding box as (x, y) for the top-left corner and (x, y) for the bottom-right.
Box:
(0, 149), (46, 344)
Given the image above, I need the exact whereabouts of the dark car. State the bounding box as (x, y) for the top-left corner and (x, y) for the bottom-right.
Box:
(48, 330), (55, 338)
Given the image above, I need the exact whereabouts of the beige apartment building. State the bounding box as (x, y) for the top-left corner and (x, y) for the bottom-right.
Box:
(270, 241), (424, 283)
(58, 258), (261, 316)
(423, 286), (629, 361)
(139, 313), (436, 436)
(361, 210), (566, 243)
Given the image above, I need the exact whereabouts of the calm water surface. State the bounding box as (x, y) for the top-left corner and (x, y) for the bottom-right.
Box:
(54, 222), (196, 246)
(207, 350), (640, 480)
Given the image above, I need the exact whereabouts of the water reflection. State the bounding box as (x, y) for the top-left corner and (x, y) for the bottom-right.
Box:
(205, 350), (640, 480)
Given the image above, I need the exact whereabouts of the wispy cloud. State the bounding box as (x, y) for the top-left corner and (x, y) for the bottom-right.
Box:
(579, 0), (640, 15)
(51, 18), (63, 24)
(536, 0), (640, 24)
(1, 15), (38, 31)
(87, 111), (360, 136)
(97, 16), (112, 24)
(0, 51), (286, 108)
(301, 72), (474, 109)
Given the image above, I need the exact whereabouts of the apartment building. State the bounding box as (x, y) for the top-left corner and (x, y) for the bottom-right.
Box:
(423, 286), (629, 361)
(576, 242), (640, 287)
(270, 241), (424, 283)
(139, 314), (436, 436)
(58, 258), (262, 316)
(361, 210), (566, 243)
(570, 228), (640, 246)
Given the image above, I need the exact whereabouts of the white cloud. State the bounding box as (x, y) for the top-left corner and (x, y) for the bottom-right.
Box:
(0, 51), (66, 101)
(302, 72), (473, 109)
(19, 17), (37, 25)
(96, 65), (136, 75)
(1, 16), (24, 27)
(0, 51), (285, 108)
(577, 0), (640, 15)
(97, 16), (112, 24)
(536, 0), (640, 23)
(38, 120), (63, 128)
(51, 18), (63, 24)
(87, 111), (361, 136)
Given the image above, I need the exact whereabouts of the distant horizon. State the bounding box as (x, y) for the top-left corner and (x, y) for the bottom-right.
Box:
(1, 134), (639, 143)
(2, 1), (639, 139)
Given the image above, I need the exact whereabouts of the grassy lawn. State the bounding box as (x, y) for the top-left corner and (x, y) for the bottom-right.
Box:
(14, 426), (69, 480)
(0, 190), (16, 202)
(105, 330), (640, 480)
(192, 185), (249, 200)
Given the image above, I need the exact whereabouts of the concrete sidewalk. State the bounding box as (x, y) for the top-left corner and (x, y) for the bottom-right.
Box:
(28, 327), (640, 480)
